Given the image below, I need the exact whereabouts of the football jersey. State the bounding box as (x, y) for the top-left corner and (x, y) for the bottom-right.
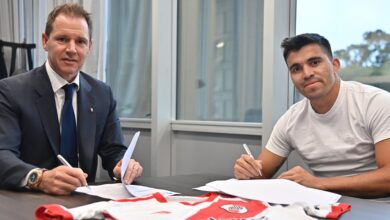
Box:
(35, 192), (350, 220)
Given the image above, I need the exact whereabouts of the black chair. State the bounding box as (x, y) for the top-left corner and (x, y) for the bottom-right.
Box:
(0, 40), (36, 79)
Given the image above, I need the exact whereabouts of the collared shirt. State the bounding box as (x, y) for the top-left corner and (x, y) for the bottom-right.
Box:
(45, 61), (80, 126)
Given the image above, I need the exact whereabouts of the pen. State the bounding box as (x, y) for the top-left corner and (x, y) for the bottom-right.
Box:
(57, 154), (91, 190)
(242, 144), (263, 176)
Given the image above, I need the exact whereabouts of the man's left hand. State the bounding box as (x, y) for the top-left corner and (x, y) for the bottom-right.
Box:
(113, 159), (143, 184)
(278, 166), (324, 190)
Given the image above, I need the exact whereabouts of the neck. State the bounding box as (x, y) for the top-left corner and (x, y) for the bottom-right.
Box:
(310, 80), (341, 114)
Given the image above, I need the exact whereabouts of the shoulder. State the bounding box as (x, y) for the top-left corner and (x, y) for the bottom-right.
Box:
(271, 100), (308, 135)
(281, 98), (309, 121)
(79, 72), (109, 88)
(78, 72), (115, 104)
(269, 98), (312, 140)
(342, 81), (390, 108)
(0, 65), (48, 93)
(1, 65), (44, 83)
(79, 72), (112, 93)
(343, 81), (390, 98)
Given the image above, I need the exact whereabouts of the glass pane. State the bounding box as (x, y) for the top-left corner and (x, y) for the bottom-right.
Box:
(177, 0), (263, 122)
(106, 0), (152, 118)
(296, 0), (390, 94)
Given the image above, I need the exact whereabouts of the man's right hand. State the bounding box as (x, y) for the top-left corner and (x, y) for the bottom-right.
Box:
(37, 166), (88, 195)
(234, 154), (263, 179)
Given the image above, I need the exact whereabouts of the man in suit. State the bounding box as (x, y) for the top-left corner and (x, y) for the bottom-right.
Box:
(0, 3), (143, 195)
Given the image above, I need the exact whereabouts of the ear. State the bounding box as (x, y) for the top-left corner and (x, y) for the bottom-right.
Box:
(42, 33), (49, 51)
(332, 58), (341, 74)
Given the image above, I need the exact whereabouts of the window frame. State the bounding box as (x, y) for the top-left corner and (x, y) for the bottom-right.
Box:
(119, 0), (295, 176)
(121, 0), (295, 138)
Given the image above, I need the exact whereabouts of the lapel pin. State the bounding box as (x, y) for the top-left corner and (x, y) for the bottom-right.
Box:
(90, 107), (94, 112)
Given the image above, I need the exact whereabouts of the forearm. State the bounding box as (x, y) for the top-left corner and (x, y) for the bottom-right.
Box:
(320, 167), (390, 198)
(0, 151), (35, 189)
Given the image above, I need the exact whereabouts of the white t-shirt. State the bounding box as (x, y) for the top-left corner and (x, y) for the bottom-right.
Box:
(266, 80), (390, 177)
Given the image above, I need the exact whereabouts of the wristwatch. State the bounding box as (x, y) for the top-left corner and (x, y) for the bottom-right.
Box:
(27, 168), (46, 190)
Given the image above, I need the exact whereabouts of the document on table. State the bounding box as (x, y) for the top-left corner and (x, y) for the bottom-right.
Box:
(76, 131), (177, 199)
(195, 178), (341, 206)
(120, 131), (140, 182)
(76, 183), (178, 200)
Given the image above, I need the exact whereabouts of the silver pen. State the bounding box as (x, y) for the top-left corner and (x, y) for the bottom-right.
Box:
(242, 144), (263, 176)
(57, 154), (91, 190)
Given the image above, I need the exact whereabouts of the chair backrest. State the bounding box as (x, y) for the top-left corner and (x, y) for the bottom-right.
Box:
(0, 40), (36, 79)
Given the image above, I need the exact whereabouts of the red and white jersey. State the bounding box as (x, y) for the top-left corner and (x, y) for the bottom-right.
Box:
(35, 192), (350, 220)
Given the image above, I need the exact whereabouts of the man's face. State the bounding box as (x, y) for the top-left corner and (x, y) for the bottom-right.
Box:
(286, 44), (340, 100)
(42, 14), (91, 82)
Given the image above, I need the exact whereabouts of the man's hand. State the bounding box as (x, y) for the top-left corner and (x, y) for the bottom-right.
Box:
(234, 154), (263, 179)
(113, 159), (143, 184)
(38, 166), (88, 195)
(278, 166), (324, 190)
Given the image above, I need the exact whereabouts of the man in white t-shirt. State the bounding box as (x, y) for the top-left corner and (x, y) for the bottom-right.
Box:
(234, 33), (390, 198)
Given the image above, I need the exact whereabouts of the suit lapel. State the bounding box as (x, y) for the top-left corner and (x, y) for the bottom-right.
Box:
(34, 66), (61, 155)
(77, 74), (96, 172)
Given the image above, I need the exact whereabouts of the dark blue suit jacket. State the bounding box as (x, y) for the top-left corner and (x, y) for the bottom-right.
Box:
(0, 65), (126, 189)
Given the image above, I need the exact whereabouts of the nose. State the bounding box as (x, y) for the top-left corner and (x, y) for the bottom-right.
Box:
(302, 65), (314, 79)
(66, 41), (77, 54)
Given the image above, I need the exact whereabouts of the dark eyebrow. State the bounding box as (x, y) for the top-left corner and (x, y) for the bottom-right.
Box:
(77, 37), (89, 43)
(78, 36), (89, 41)
(307, 56), (322, 62)
(54, 34), (67, 38)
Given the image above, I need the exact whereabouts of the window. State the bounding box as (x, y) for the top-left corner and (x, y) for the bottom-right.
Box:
(106, 0), (152, 118)
(296, 0), (390, 92)
(177, 0), (264, 122)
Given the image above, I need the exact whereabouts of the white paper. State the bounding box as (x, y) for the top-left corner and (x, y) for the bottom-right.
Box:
(199, 178), (341, 206)
(77, 131), (177, 200)
(193, 185), (221, 192)
(76, 183), (178, 200)
(124, 184), (178, 197)
(121, 131), (140, 182)
(76, 183), (132, 200)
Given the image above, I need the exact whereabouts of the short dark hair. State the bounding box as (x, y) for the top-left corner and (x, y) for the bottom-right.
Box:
(45, 3), (92, 40)
(281, 33), (333, 62)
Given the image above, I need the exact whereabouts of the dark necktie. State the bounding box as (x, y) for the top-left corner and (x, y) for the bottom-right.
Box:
(60, 83), (78, 167)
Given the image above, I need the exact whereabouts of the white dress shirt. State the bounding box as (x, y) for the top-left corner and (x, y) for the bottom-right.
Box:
(45, 61), (80, 126)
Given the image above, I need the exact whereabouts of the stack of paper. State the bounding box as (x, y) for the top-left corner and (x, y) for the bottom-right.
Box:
(76, 183), (177, 200)
(76, 131), (177, 200)
(195, 178), (341, 206)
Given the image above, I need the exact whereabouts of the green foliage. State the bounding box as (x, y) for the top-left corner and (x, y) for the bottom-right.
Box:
(335, 29), (390, 68)
(337, 30), (390, 92)
(370, 68), (383, 76)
